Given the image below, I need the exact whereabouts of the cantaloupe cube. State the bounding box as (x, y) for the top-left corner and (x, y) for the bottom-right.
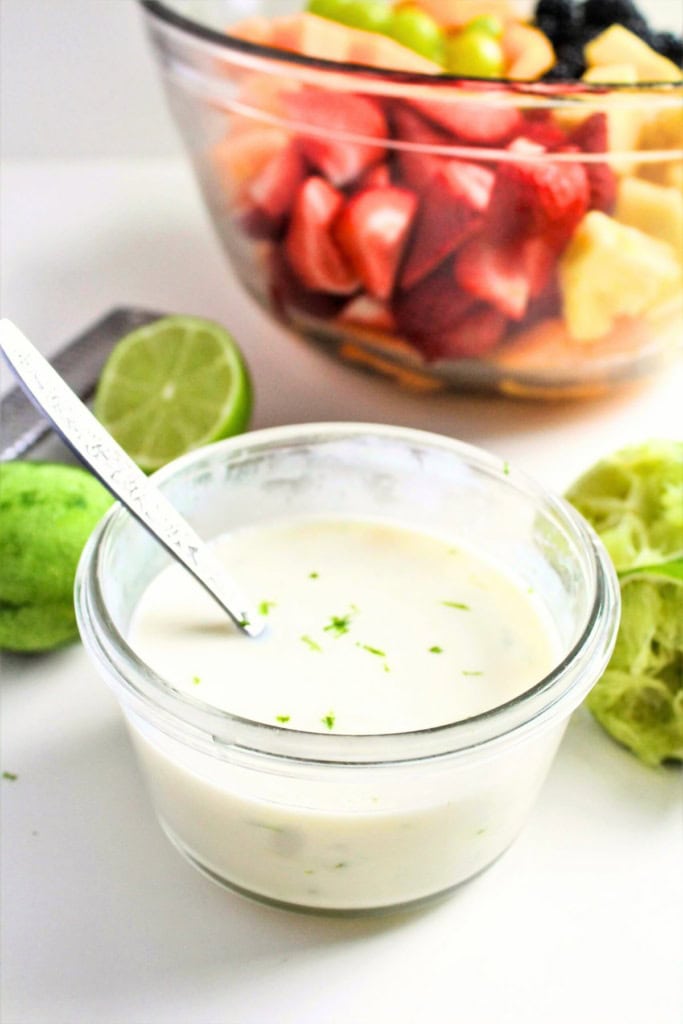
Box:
(502, 23), (555, 80)
(269, 13), (353, 63)
(227, 17), (273, 46)
(211, 127), (289, 202)
(231, 12), (441, 74)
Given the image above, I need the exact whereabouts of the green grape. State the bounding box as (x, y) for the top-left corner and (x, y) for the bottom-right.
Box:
(389, 5), (445, 63)
(445, 28), (505, 77)
(307, 0), (353, 22)
(349, 0), (394, 34)
(308, 0), (393, 35)
(464, 14), (504, 38)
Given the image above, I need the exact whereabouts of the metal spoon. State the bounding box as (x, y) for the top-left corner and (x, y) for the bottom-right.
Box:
(0, 319), (265, 638)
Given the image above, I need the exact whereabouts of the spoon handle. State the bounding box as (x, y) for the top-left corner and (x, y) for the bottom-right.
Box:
(0, 319), (264, 638)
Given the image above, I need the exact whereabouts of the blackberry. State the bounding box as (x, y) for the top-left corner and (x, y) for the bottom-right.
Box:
(621, 16), (651, 40)
(652, 31), (683, 67)
(534, 0), (578, 45)
(582, 0), (645, 29)
(542, 59), (579, 81)
(542, 39), (586, 80)
(577, 20), (606, 44)
(535, 0), (575, 21)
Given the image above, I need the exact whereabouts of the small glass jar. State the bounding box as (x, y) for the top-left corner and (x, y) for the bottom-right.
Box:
(76, 424), (619, 915)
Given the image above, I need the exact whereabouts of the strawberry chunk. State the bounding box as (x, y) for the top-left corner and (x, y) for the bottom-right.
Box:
(490, 140), (590, 247)
(517, 115), (569, 151)
(567, 114), (616, 213)
(242, 141), (307, 238)
(281, 90), (387, 187)
(400, 159), (495, 289)
(269, 248), (346, 320)
(454, 237), (528, 320)
(517, 234), (557, 299)
(393, 259), (476, 340)
(285, 176), (359, 294)
(420, 304), (508, 360)
(211, 126), (289, 203)
(583, 161), (617, 213)
(454, 233), (556, 321)
(409, 98), (523, 147)
(390, 104), (452, 191)
(568, 113), (609, 153)
(334, 186), (418, 301)
(359, 162), (393, 190)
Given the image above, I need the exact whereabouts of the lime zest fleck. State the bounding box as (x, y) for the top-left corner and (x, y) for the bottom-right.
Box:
(323, 607), (357, 637)
(429, 645), (443, 654)
(237, 617), (250, 629)
(301, 634), (322, 652)
(275, 714), (290, 724)
(441, 600), (470, 610)
(191, 675), (201, 686)
(321, 712), (336, 730)
(308, 571), (319, 579)
(259, 600), (276, 616)
(356, 642), (386, 657)
(462, 670), (483, 676)
(2, 771), (17, 781)
(334, 862), (347, 869)
(503, 460), (510, 476)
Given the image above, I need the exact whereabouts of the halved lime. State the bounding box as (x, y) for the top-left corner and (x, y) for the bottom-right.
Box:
(94, 316), (252, 472)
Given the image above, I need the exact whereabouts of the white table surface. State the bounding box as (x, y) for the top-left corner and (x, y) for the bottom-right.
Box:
(1, 158), (682, 1024)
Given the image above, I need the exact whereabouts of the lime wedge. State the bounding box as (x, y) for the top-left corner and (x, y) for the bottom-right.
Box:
(94, 316), (252, 472)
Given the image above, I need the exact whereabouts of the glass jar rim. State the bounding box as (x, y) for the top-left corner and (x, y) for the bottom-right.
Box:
(75, 422), (619, 766)
(140, 0), (683, 94)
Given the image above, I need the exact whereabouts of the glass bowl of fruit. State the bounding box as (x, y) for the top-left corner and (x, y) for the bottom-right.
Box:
(141, 0), (682, 398)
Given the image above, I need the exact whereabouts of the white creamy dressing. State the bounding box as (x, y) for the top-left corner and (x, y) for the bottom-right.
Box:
(126, 516), (565, 911)
(130, 517), (559, 733)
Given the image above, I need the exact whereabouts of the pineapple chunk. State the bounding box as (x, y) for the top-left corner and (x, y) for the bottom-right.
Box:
(585, 26), (682, 83)
(640, 105), (683, 151)
(559, 211), (682, 341)
(666, 162), (683, 194)
(583, 63), (638, 84)
(636, 155), (683, 193)
(576, 65), (641, 169)
(616, 177), (683, 257)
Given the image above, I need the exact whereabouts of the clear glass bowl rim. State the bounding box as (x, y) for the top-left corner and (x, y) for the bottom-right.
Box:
(140, 0), (683, 92)
(75, 422), (620, 766)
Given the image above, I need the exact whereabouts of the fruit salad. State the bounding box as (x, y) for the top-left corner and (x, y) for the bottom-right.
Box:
(193, 0), (683, 395)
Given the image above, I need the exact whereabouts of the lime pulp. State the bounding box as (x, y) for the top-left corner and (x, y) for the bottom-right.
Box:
(94, 315), (252, 472)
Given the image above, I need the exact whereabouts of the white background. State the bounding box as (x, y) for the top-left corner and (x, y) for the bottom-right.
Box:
(1, 3), (682, 1024)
